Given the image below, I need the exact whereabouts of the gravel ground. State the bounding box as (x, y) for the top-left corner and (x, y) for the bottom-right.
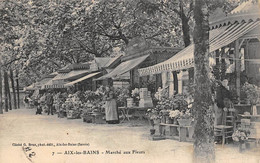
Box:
(0, 108), (259, 163)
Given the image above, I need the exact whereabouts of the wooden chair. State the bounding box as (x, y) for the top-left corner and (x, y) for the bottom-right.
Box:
(214, 110), (235, 147)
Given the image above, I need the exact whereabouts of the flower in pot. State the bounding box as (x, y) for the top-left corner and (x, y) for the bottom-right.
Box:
(242, 82), (259, 115)
(131, 88), (140, 106)
(146, 108), (160, 127)
(242, 82), (259, 105)
(232, 129), (250, 152)
(177, 109), (193, 126)
(169, 110), (181, 124)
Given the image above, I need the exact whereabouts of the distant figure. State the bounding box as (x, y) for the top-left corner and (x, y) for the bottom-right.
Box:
(35, 101), (42, 115)
(215, 79), (232, 125)
(104, 86), (119, 124)
(23, 95), (29, 108)
(46, 92), (54, 115)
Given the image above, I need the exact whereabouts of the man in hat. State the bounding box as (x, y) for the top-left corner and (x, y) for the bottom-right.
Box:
(46, 91), (54, 115)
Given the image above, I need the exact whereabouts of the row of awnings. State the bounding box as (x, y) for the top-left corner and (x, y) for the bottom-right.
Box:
(95, 54), (149, 80)
(138, 20), (260, 76)
(25, 71), (101, 90)
(64, 72), (100, 87)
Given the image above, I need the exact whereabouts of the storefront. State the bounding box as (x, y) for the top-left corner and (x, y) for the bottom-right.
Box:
(138, 1), (260, 100)
(96, 37), (181, 92)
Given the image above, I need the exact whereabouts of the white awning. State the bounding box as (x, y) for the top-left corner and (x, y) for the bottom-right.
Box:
(138, 20), (260, 76)
(52, 70), (89, 81)
(64, 72), (101, 87)
(96, 55), (149, 80)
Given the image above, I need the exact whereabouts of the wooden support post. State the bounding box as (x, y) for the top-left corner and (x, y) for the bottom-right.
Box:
(235, 40), (241, 102)
(177, 71), (183, 94)
(244, 40), (249, 75)
(220, 47), (226, 80)
(215, 49), (220, 80)
(173, 71), (178, 94)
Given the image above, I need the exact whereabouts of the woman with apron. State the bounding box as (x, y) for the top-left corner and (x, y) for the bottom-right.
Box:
(105, 86), (119, 124)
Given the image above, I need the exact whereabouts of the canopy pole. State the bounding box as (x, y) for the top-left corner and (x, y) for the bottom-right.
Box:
(235, 39), (241, 102)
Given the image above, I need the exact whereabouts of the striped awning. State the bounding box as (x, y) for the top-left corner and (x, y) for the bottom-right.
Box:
(41, 79), (66, 89)
(24, 77), (53, 91)
(52, 70), (89, 81)
(96, 55), (149, 80)
(64, 72), (101, 87)
(24, 84), (35, 91)
(138, 20), (260, 76)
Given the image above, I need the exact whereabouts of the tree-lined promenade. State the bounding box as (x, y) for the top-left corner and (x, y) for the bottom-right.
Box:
(0, 0), (247, 162)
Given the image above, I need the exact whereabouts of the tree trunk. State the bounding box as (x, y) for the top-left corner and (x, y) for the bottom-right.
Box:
(179, 0), (191, 47)
(16, 69), (20, 109)
(0, 70), (3, 114)
(181, 15), (191, 47)
(10, 68), (17, 109)
(3, 71), (9, 112)
(193, 0), (215, 163)
(7, 71), (12, 110)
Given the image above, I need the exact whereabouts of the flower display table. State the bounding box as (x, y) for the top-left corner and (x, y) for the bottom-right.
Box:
(159, 123), (193, 142)
(118, 106), (151, 122)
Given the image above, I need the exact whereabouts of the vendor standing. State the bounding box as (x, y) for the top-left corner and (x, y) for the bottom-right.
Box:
(215, 79), (232, 125)
(104, 86), (119, 124)
(46, 92), (54, 115)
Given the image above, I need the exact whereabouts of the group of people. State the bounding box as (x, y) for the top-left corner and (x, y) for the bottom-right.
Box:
(24, 91), (55, 115)
(24, 86), (120, 124)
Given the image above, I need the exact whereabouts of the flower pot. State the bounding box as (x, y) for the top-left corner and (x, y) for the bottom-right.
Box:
(167, 118), (173, 124)
(239, 142), (246, 153)
(173, 118), (178, 125)
(252, 105), (257, 115)
(83, 114), (92, 123)
(177, 119), (192, 126)
(150, 129), (156, 135)
(161, 116), (166, 123)
(153, 119), (160, 125)
(58, 111), (66, 118)
(166, 116), (172, 124)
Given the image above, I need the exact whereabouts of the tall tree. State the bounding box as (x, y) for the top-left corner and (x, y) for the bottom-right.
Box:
(0, 70), (3, 114)
(192, 0), (214, 162)
(16, 69), (20, 109)
(10, 68), (17, 109)
(3, 71), (9, 112)
(7, 72), (12, 110)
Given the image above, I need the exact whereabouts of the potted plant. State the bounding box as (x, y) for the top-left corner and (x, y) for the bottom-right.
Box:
(232, 129), (250, 152)
(115, 87), (129, 107)
(131, 88), (140, 106)
(146, 108), (161, 135)
(242, 82), (259, 115)
(169, 110), (181, 124)
(177, 109), (193, 126)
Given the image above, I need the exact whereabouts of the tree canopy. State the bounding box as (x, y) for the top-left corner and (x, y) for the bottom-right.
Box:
(0, 0), (239, 86)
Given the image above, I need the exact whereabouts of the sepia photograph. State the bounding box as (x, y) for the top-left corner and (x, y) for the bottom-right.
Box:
(0, 0), (260, 162)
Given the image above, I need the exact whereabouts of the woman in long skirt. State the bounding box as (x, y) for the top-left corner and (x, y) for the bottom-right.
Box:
(105, 87), (119, 124)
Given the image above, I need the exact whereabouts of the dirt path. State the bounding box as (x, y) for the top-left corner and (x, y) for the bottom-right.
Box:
(0, 108), (259, 163)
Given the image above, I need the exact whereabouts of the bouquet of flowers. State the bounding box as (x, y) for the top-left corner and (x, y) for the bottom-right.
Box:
(178, 109), (192, 120)
(131, 88), (140, 101)
(115, 87), (129, 107)
(232, 129), (250, 143)
(169, 110), (181, 119)
(242, 82), (259, 105)
(146, 108), (160, 121)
